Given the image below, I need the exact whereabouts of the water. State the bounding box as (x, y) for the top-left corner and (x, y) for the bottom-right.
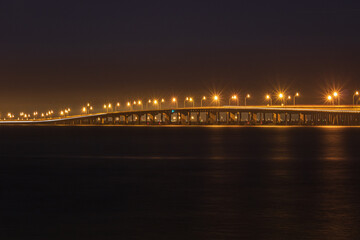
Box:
(1, 126), (360, 239)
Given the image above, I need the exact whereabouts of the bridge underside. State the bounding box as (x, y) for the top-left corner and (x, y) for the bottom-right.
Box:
(8, 108), (359, 126)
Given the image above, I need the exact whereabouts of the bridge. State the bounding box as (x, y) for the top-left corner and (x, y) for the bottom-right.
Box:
(1, 105), (360, 126)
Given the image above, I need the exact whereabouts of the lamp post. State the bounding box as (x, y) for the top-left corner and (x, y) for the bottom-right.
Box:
(138, 100), (143, 110)
(127, 102), (132, 110)
(287, 96), (291, 105)
(278, 93), (284, 106)
(333, 92), (339, 105)
(172, 97), (178, 108)
(184, 97), (194, 108)
(229, 95), (238, 106)
(266, 95), (272, 106)
(116, 102), (120, 111)
(85, 103), (93, 114)
(201, 96), (206, 107)
(327, 95), (333, 105)
(160, 99), (165, 109)
(294, 92), (299, 105)
(146, 99), (151, 109)
(353, 91), (359, 105)
(244, 94), (250, 106)
(153, 99), (159, 109)
(213, 95), (219, 106)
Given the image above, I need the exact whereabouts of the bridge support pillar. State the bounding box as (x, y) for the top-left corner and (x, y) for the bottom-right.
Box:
(207, 112), (216, 124)
(228, 112), (236, 124)
(162, 112), (170, 124)
(252, 113), (257, 125)
(299, 113), (305, 125)
(179, 112), (187, 124)
(272, 113), (280, 125)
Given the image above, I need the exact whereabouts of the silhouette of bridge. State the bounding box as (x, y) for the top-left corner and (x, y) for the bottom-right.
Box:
(2, 105), (360, 126)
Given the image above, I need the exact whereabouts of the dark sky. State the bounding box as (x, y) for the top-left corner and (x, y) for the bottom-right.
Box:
(1, 0), (360, 113)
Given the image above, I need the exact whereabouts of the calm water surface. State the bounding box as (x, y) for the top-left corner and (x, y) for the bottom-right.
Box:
(1, 126), (360, 239)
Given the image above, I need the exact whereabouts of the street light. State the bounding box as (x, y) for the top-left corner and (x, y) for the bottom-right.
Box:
(138, 100), (143, 110)
(229, 95), (238, 106)
(184, 97), (194, 108)
(116, 102), (120, 111)
(244, 94), (250, 106)
(146, 99), (152, 109)
(127, 102), (132, 110)
(213, 95), (219, 106)
(201, 96), (206, 107)
(160, 98), (165, 109)
(333, 92), (339, 105)
(353, 91), (359, 105)
(266, 94), (272, 106)
(287, 95), (291, 105)
(294, 92), (299, 105)
(327, 95), (334, 105)
(278, 93), (284, 106)
(153, 99), (159, 109)
(172, 97), (178, 108)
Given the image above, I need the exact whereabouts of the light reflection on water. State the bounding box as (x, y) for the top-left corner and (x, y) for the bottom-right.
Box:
(1, 126), (360, 239)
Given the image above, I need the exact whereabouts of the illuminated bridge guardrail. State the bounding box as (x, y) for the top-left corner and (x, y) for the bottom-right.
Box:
(1, 106), (360, 126)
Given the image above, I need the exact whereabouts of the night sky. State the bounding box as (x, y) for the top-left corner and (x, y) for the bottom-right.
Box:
(1, 1), (360, 113)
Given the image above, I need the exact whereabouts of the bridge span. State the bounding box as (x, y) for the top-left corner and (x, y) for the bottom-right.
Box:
(1, 106), (360, 126)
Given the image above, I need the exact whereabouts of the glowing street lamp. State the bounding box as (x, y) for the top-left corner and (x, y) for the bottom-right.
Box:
(353, 91), (359, 105)
(116, 102), (120, 111)
(104, 103), (112, 112)
(146, 99), (152, 109)
(160, 99), (165, 109)
(127, 101), (132, 110)
(138, 100), (143, 110)
(172, 97), (178, 108)
(213, 95), (219, 106)
(244, 94), (250, 106)
(84, 103), (93, 114)
(7, 113), (14, 119)
(294, 92), (299, 105)
(229, 95), (239, 106)
(278, 93), (284, 105)
(201, 96), (206, 107)
(333, 92), (340, 105)
(327, 95), (334, 105)
(184, 97), (194, 108)
(266, 95), (272, 106)
(287, 95), (292, 105)
(153, 99), (159, 109)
